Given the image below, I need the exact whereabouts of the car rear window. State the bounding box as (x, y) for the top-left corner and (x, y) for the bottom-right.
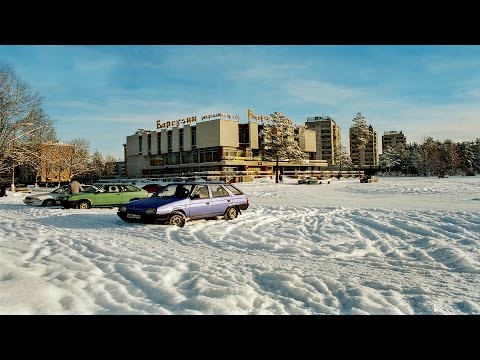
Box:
(123, 185), (141, 192)
(224, 184), (243, 195)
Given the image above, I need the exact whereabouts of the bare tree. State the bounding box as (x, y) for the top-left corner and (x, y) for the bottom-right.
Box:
(90, 150), (105, 180)
(260, 112), (306, 183)
(66, 138), (92, 179)
(0, 66), (56, 181)
(104, 155), (117, 177)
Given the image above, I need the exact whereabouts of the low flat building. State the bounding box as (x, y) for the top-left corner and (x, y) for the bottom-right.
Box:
(124, 112), (327, 181)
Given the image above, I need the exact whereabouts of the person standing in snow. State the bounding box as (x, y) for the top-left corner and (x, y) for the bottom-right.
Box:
(68, 177), (83, 195)
(0, 183), (8, 197)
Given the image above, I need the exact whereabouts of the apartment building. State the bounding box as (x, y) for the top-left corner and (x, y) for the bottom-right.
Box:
(305, 116), (341, 165)
(349, 125), (379, 166)
(382, 130), (406, 152)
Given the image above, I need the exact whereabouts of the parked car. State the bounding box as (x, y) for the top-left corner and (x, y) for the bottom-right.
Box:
(117, 182), (249, 227)
(298, 176), (319, 185)
(318, 178), (331, 184)
(142, 183), (165, 194)
(360, 175), (378, 183)
(59, 183), (148, 209)
(23, 185), (70, 206)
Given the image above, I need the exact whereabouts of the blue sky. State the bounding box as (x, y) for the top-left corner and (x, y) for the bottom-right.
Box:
(1, 45), (480, 160)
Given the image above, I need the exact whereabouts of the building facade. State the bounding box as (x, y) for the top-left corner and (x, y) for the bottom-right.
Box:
(39, 142), (75, 183)
(124, 113), (326, 180)
(305, 116), (341, 165)
(349, 125), (379, 166)
(382, 130), (406, 152)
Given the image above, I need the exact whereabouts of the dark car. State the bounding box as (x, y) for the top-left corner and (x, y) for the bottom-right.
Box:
(360, 175), (378, 183)
(117, 182), (249, 227)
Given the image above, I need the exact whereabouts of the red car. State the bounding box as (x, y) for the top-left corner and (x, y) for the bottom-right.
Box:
(142, 183), (164, 193)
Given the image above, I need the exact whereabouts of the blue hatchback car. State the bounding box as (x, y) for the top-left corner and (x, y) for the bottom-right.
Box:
(117, 182), (249, 227)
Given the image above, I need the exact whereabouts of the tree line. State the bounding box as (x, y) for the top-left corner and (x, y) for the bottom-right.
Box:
(380, 138), (480, 176)
(0, 66), (117, 186)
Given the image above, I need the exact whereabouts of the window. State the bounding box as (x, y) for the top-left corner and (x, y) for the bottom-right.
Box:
(191, 185), (209, 199)
(168, 132), (172, 152)
(179, 128), (184, 149)
(148, 133), (152, 152)
(239, 124), (249, 144)
(224, 184), (243, 195)
(212, 185), (229, 197)
(157, 133), (161, 153)
(139, 136), (142, 154)
(191, 127), (197, 148)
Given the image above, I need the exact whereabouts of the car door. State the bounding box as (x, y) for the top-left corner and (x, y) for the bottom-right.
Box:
(120, 184), (145, 203)
(210, 184), (232, 216)
(188, 184), (213, 218)
(95, 185), (122, 206)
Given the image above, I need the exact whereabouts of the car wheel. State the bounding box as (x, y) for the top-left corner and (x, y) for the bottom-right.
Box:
(77, 200), (91, 209)
(225, 206), (238, 220)
(43, 199), (55, 207)
(168, 212), (185, 227)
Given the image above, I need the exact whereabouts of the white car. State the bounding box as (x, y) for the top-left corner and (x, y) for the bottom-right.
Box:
(23, 185), (71, 207)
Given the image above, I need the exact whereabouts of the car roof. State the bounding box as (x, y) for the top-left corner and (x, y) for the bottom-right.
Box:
(94, 183), (138, 186)
(166, 181), (227, 186)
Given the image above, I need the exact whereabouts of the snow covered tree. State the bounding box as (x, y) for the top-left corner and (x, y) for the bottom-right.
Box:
(439, 139), (459, 176)
(457, 141), (476, 175)
(260, 112), (306, 183)
(349, 112), (372, 165)
(419, 137), (440, 176)
(401, 143), (420, 175)
(474, 138), (480, 173)
(380, 145), (401, 174)
(333, 143), (352, 172)
(349, 112), (371, 149)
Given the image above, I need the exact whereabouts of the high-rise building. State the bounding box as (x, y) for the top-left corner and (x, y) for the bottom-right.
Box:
(305, 116), (341, 165)
(382, 130), (406, 152)
(350, 125), (378, 166)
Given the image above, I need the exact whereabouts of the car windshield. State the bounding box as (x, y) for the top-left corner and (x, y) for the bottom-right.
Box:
(152, 184), (193, 198)
(52, 186), (69, 194)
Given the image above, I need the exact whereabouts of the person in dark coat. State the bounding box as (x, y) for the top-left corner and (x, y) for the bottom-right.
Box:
(0, 183), (8, 197)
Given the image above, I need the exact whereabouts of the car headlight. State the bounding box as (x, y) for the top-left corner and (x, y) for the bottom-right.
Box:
(119, 205), (127, 212)
(144, 208), (157, 215)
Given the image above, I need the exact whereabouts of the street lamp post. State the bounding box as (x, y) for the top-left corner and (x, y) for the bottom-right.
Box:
(8, 122), (45, 192)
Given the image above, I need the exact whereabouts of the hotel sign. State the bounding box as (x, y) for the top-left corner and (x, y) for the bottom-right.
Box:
(201, 113), (240, 120)
(156, 116), (197, 129)
(247, 108), (272, 121)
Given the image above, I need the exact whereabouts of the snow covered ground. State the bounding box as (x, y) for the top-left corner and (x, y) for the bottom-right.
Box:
(1, 176), (479, 314)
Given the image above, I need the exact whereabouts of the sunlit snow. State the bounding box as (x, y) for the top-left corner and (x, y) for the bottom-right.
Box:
(1, 176), (479, 314)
